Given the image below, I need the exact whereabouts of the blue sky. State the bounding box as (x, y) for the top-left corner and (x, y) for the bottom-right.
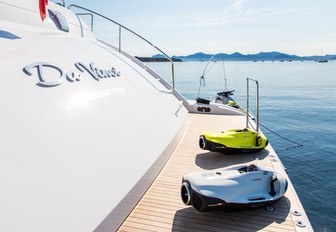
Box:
(55, 0), (336, 56)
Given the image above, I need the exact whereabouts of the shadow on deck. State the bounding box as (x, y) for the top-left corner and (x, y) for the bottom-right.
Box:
(195, 149), (270, 170)
(172, 197), (290, 232)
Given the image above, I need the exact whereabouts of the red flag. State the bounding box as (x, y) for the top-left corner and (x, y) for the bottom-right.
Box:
(39, 0), (48, 21)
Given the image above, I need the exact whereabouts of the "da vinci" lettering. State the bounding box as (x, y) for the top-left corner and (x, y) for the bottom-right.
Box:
(23, 61), (121, 87)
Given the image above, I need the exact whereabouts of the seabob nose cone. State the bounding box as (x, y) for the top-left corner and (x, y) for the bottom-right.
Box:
(199, 135), (207, 150)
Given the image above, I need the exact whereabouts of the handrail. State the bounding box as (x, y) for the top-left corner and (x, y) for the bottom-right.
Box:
(75, 13), (94, 31)
(68, 4), (175, 90)
(55, 0), (65, 7)
(246, 78), (259, 132)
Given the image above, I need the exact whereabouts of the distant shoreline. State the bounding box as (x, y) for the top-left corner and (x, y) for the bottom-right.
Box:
(138, 59), (333, 63)
(135, 56), (182, 62)
(143, 51), (335, 62)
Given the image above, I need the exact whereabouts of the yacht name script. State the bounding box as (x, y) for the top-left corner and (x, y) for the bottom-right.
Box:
(23, 62), (121, 87)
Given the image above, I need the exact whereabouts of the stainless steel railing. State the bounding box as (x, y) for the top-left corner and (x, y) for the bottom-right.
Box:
(68, 4), (175, 90)
(246, 78), (259, 132)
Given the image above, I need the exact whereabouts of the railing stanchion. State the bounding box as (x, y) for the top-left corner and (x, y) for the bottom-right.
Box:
(91, 15), (94, 32)
(246, 78), (259, 131)
(118, 26), (121, 53)
(172, 62), (175, 90)
(75, 13), (94, 32)
(246, 78), (249, 129)
(256, 80), (259, 132)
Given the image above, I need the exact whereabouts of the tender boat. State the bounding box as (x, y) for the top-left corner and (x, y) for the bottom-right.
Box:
(181, 164), (288, 212)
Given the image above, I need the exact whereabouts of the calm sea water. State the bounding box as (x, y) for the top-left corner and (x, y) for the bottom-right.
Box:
(148, 61), (336, 232)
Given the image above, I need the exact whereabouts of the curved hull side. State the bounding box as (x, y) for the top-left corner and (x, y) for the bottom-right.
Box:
(0, 15), (188, 232)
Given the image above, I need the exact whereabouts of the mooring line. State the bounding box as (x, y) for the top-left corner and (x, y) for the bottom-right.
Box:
(259, 122), (303, 151)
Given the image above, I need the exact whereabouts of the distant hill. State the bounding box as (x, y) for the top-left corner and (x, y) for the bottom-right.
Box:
(163, 51), (336, 61)
(136, 56), (182, 62)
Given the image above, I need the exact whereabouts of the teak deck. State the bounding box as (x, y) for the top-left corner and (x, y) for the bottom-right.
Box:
(118, 114), (312, 232)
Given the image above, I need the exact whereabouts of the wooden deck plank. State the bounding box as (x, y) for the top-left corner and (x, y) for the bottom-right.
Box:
(130, 206), (294, 231)
(129, 206), (294, 230)
(118, 114), (311, 232)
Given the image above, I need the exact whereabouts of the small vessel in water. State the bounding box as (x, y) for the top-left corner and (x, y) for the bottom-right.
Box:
(318, 49), (328, 62)
(181, 164), (288, 212)
(318, 58), (328, 63)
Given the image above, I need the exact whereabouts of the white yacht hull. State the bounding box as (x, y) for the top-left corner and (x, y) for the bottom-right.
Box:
(0, 3), (187, 231)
